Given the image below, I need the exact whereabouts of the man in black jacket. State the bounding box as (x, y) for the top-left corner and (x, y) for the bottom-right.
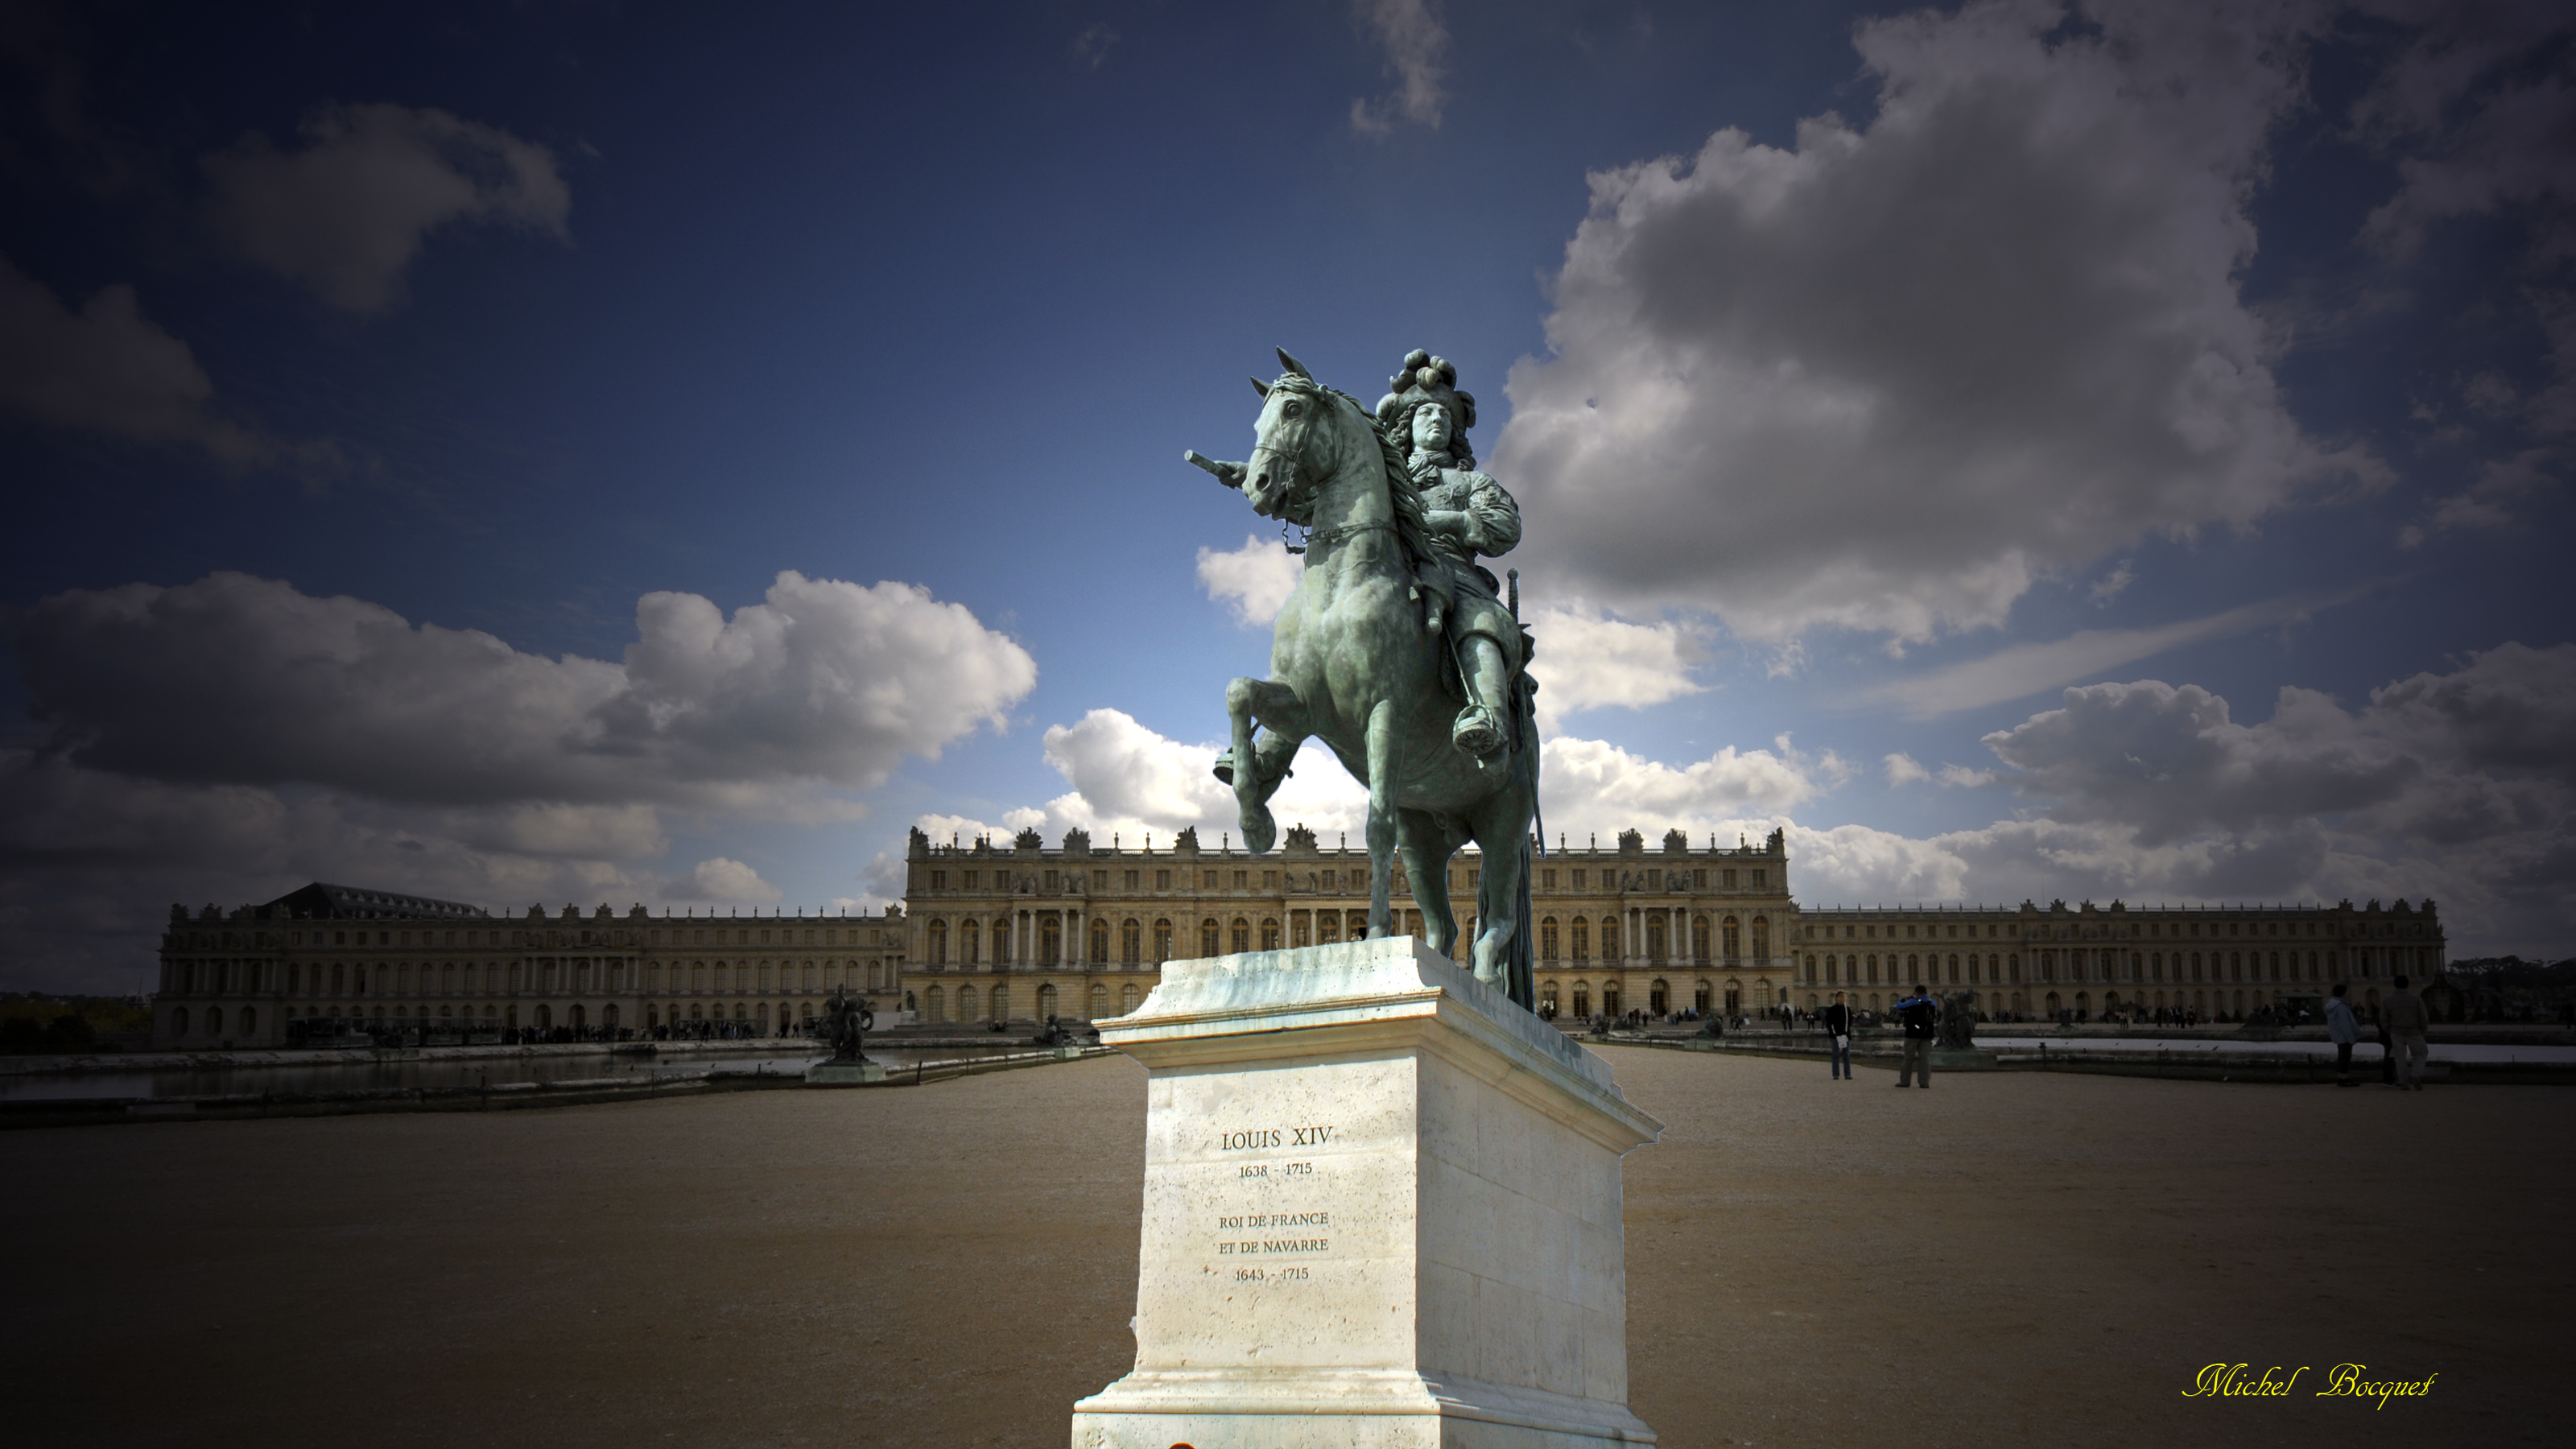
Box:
(1820, 991), (1854, 1080)
(1894, 984), (1939, 1088)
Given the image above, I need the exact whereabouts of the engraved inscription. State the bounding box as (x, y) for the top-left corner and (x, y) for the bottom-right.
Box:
(1217, 1125), (1333, 1151)
(1206, 1125), (1344, 1282)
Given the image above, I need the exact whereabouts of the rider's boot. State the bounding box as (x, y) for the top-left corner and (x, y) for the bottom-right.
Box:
(1451, 635), (1511, 758)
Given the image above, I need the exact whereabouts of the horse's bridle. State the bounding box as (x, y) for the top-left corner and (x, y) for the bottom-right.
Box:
(1248, 379), (1333, 522)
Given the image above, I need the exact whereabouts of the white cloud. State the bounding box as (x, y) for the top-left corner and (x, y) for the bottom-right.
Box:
(202, 101), (571, 313)
(10, 569), (1035, 811)
(1540, 734), (1843, 841)
(1196, 534), (1302, 625)
(1936, 764), (1999, 789)
(1884, 753), (1930, 787)
(670, 857), (783, 904)
(1525, 603), (1704, 729)
(2089, 560), (2136, 606)
(1492, 0), (2381, 645)
(923, 712), (1847, 865)
(0, 254), (331, 470)
(1348, 0), (1449, 135)
(0, 571), (1033, 990)
(1867, 586), (2372, 717)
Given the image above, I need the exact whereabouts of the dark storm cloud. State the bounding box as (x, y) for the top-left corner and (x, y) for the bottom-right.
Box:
(1984, 643), (2576, 847)
(0, 254), (333, 469)
(201, 102), (571, 314)
(8, 570), (1037, 811)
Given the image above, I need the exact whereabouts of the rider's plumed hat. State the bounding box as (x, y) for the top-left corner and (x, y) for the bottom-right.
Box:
(1375, 349), (1477, 436)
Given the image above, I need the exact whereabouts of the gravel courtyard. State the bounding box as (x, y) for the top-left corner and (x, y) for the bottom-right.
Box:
(2, 1050), (2557, 1448)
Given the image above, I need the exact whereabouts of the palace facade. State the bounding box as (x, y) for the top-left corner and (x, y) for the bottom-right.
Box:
(153, 828), (2451, 1048)
(891, 824), (2448, 1026)
(151, 881), (903, 1050)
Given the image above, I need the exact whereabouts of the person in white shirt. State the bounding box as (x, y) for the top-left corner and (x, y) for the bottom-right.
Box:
(2326, 982), (2360, 1088)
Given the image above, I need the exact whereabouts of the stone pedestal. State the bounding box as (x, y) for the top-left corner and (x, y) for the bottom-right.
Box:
(803, 1057), (886, 1085)
(1071, 936), (1662, 1449)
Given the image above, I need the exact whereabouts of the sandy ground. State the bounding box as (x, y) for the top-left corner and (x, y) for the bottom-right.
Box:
(2, 1050), (2560, 1449)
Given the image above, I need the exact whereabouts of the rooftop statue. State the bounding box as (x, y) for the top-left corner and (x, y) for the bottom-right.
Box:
(1185, 348), (1540, 1009)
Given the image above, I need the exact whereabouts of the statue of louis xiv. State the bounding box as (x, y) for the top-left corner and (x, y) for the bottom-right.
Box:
(1375, 349), (1525, 759)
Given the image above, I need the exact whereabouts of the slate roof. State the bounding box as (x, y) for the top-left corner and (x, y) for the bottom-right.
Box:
(262, 881), (489, 921)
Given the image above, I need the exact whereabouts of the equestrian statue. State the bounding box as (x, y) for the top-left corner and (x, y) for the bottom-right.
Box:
(1185, 347), (1541, 1011)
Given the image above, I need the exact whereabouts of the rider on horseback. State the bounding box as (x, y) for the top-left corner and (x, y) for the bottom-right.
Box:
(1375, 350), (1525, 760)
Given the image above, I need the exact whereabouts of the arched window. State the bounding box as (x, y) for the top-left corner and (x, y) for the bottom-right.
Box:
(1231, 918), (1252, 953)
(1319, 911), (1342, 945)
(1040, 914), (1061, 964)
(960, 985), (980, 1021)
(1601, 917), (1620, 960)
(931, 919), (951, 964)
(994, 917), (1014, 964)
(242, 1006), (257, 1034)
(1201, 919), (1220, 957)
(1088, 983), (1108, 1018)
(1541, 979), (1559, 1010)
(1091, 919), (1109, 964)
(172, 1006), (190, 1036)
(1752, 916), (1770, 960)
(1038, 983), (1058, 1019)
(1722, 916), (1741, 960)
(962, 917), (981, 963)
(1803, 953), (1817, 981)
(1692, 915), (1710, 960)
(1540, 917), (1559, 959)
(1121, 919), (1141, 964)
(1154, 919), (1173, 962)
(1260, 918), (1281, 951)
(925, 985), (945, 1022)
(1572, 983), (1591, 1017)
(1646, 914), (1667, 960)
(1571, 918), (1590, 960)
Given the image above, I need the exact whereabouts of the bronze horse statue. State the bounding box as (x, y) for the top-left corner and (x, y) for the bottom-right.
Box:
(1187, 349), (1538, 1009)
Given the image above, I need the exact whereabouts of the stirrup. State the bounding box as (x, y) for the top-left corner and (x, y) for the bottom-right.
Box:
(1451, 704), (1505, 758)
(1212, 745), (1290, 786)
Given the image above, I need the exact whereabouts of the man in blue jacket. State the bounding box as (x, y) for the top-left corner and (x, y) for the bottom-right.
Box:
(1894, 985), (1938, 1088)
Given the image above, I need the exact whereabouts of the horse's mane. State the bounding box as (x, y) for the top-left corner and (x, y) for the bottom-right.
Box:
(1272, 374), (1440, 581)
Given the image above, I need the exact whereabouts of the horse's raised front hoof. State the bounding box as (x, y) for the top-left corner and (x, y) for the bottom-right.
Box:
(1239, 806), (1275, 855)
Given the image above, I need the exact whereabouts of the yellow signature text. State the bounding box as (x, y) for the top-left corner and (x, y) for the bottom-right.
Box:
(2182, 1363), (2437, 1408)
(2314, 1363), (2438, 1409)
(2182, 1364), (2307, 1397)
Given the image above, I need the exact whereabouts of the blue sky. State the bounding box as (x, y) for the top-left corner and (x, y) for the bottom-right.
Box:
(3, 0), (2571, 991)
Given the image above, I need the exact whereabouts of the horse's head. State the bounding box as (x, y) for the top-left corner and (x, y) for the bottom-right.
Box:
(1244, 348), (1341, 524)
